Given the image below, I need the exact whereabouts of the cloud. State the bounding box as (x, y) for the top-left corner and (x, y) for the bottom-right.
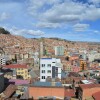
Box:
(73, 23), (90, 32)
(94, 30), (99, 33)
(0, 0), (26, 3)
(93, 30), (100, 34)
(0, 12), (10, 21)
(28, 0), (60, 16)
(28, 0), (100, 28)
(8, 27), (45, 36)
(35, 22), (61, 28)
(88, 0), (100, 5)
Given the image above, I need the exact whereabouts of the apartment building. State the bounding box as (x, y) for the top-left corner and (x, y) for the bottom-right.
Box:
(40, 58), (62, 82)
(5, 64), (31, 80)
(80, 59), (87, 71)
(55, 46), (64, 56)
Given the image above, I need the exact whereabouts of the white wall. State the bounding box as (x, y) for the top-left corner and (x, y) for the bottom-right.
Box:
(40, 58), (62, 82)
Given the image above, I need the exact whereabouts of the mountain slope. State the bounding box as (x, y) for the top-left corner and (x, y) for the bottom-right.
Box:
(0, 28), (100, 55)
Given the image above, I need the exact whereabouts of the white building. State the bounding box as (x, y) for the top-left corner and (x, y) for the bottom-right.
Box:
(40, 58), (62, 82)
(55, 46), (64, 56)
(0, 55), (9, 65)
(87, 53), (100, 62)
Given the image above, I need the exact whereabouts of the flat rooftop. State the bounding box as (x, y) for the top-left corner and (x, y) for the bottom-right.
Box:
(81, 80), (93, 84)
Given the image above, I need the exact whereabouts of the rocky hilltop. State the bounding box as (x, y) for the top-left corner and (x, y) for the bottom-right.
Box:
(0, 27), (10, 34)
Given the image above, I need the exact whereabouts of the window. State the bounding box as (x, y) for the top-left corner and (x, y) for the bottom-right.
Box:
(42, 64), (45, 67)
(55, 68), (58, 70)
(47, 70), (51, 73)
(18, 68), (22, 70)
(48, 64), (51, 67)
(25, 75), (27, 77)
(42, 76), (45, 79)
(18, 72), (20, 74)
(55, 73), (58, 77)
(28, 73), (30, 75)
(42, 70), (45, 73)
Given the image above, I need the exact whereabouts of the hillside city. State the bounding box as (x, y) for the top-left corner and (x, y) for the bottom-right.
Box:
(0, 28), (100, 100)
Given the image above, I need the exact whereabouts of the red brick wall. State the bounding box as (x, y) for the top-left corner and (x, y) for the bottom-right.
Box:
(29, 87), (65, 99)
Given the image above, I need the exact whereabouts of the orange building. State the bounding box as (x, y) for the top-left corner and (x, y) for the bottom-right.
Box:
(29, 86), (75, 100)
(80, 59), (87, 71)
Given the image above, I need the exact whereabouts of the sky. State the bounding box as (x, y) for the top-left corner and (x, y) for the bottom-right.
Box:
(0, 0), (100, 42)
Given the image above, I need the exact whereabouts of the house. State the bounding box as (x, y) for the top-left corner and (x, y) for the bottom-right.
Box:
(40, 58), (62, 82)
(72, 77), (85, 88)
(61, 77), (73, 87)
(69, 55), (79, 61)
(4, 72), (13, 79)
(78, 84), (100, 100)
(5, 64), (31, 80)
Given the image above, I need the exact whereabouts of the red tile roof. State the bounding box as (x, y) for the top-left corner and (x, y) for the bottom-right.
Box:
(3, 84), (17, 99)
(5, 64), (28, 69)
(92, 91), (100, 100)
(79, 84), (100, 90)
